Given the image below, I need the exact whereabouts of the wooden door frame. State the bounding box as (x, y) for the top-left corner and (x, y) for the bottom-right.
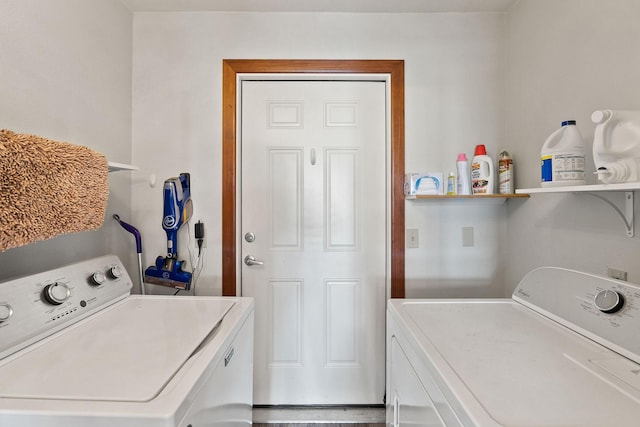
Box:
(222, 59), (405, 298)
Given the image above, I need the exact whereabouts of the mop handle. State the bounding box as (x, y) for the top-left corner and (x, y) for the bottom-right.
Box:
(113, 214), (142, 254)
(113, 214), (146, 296)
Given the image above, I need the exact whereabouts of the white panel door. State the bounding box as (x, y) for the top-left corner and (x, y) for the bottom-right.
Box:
(241, 80), (387, 405)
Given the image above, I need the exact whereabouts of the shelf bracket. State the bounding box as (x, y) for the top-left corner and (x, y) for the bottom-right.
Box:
(580, 191), (634, 237)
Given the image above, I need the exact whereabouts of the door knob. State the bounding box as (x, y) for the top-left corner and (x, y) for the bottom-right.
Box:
(244, 255), (264, 266)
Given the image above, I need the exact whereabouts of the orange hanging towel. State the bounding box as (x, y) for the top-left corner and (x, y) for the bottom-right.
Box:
(0, 129), (109, 251)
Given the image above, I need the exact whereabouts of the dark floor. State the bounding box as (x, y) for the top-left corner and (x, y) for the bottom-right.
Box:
(252, 405), (385, 426)
(254, 424), (385, 427)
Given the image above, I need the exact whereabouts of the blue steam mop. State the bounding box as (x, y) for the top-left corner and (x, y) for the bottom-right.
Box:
(144, 173), (193, 290)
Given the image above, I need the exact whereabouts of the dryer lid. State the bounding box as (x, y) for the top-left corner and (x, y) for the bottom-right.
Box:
(0, 296), (235, 402)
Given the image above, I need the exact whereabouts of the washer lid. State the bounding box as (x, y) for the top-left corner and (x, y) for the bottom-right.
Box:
(396, 300), (640, 426)
(0, 296), (235, 402)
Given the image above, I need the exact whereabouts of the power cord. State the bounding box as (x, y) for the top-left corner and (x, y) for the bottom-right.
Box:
(195, 221), (205, 256)
(184, 220), (205, 294)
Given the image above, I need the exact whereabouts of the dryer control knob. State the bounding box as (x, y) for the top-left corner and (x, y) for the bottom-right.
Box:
(0, 303), (13, 322)
(594, 290), (625, 314)
(43, 283), (71, 305)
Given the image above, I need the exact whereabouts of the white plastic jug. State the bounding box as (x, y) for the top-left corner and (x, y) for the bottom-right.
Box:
(541, 120), (586, 187)
(592, 110), (640, 184)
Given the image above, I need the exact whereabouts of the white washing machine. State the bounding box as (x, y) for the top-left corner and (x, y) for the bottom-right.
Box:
(0, 254), (254, 427)
(387, 267), (640, 426)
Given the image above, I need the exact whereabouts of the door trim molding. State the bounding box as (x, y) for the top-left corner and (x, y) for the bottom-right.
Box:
(222, 59), (405, 298)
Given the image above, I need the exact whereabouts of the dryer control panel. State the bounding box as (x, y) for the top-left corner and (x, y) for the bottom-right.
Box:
(513, 266), (640, 365)
(0, 255), (132, 360)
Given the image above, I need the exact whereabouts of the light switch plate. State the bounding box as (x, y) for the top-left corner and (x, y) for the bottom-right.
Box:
(462, 227), (474, 247)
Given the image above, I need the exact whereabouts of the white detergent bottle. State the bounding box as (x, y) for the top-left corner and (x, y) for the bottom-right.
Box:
(456, 153), (471, 195)
(541, 120), (585, 187)
(471, 144), (494, 194)
(592, 110), (640, 184)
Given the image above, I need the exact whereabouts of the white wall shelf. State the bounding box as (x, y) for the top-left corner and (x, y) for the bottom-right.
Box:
(406, 194), (529, 205)
(107, 162), (139, 173)
(516, 182), (640, 194)
(516, 183), (640, 237)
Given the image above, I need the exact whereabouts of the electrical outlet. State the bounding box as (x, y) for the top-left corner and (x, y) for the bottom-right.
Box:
(406, 229), (419, 248)
(607, 267), (627, 281)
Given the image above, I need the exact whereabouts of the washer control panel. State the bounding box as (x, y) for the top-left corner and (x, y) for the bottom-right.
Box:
(513, 267), (640, 363)
(0, 255), (132, 360)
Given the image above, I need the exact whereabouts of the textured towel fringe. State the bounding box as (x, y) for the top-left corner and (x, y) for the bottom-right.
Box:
(0, 130), (109, 251)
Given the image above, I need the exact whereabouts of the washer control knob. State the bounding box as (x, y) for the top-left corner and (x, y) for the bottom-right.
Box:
(0, 303), (13, 322)
(43, 282), (71, 305)
(108, 266), (123, 279)
(594, 290), (625, 314)
(90, 271), (106, 286)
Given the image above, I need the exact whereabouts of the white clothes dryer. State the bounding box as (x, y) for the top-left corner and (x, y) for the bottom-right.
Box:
(388, 267), (640, 426)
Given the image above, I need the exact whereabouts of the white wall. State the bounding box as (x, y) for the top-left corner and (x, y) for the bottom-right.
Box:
(132, 11), (507, 297)
(505, 0), (640, 292)
(0, 0), (135, 283)
(5, 2), (630, 299)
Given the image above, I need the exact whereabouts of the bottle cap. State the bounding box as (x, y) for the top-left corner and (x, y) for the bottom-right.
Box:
(457, 153), (467, 161)
(474, 144), (487, 156)
(561, 120), (577, 126)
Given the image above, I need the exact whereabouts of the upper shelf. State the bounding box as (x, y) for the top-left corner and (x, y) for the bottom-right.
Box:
(516, 182), (640, 238)
(516, 182), (640, 194)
